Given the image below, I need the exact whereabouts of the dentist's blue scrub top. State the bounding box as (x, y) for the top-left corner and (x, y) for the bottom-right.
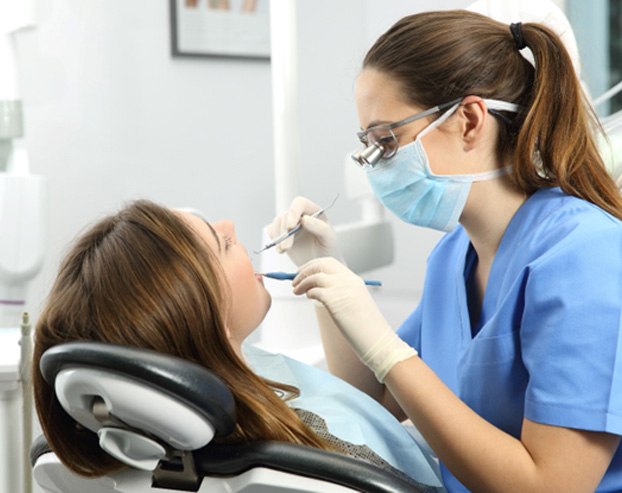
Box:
(397, 188), (622, 492)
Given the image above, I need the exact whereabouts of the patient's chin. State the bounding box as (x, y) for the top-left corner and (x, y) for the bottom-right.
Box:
(257, 295), (272, 326)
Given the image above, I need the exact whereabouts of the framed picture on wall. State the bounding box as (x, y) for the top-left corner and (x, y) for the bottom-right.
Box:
(170, 0), (270, 60)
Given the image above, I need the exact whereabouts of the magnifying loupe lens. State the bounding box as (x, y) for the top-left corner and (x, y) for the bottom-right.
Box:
(352, 144), (385, 168)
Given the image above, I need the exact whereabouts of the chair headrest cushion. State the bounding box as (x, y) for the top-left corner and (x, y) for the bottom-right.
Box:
(41, 342), (236, 437)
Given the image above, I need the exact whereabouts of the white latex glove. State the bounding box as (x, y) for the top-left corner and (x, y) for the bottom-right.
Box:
(266, 196), (342, 267)
(292, 257), (417, 382)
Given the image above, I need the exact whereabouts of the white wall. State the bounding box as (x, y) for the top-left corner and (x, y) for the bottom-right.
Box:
(18, 0), (472, 332)
(17, 0), (277, 321)
(566, 0), (610, 111)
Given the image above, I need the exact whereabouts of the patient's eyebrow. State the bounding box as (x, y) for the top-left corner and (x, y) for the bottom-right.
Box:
(205, 221), (222, 253)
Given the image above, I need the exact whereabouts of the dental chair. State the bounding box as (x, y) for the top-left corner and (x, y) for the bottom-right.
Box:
(30, 342), (428, 493)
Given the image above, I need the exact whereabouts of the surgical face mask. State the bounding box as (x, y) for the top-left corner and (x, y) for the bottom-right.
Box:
(365, 100), (518, 232)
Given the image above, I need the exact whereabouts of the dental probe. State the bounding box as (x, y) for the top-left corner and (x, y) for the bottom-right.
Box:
(262, 271), (382, 287)
(254, 194), (339, 254)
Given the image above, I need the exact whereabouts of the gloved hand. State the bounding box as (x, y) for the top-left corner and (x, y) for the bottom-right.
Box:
(267, 196), (342, 267)
(292, 257), (417, 382)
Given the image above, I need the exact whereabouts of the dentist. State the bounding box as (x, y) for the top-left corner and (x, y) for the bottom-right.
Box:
(268, 10), (622, 493)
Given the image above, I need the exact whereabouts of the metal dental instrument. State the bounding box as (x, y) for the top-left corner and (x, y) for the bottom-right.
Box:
(254, 194), (339, 254)
(262, 271), (382, 287)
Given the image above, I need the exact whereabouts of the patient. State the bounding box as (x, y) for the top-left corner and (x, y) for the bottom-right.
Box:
(32, 199), (443, 490)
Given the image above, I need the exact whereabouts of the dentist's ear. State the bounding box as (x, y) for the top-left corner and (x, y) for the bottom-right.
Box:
(459, 95), (488, 151)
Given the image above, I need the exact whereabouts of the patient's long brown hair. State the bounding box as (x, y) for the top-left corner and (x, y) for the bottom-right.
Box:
(363, 10), (622, 219)
(33, 200), (331, 477)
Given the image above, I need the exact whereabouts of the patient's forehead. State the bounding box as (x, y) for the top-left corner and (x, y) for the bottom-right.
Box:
(173, 209), (220, 253)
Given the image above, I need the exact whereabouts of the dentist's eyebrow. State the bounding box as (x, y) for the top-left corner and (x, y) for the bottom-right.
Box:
(364, 120), (391, 129)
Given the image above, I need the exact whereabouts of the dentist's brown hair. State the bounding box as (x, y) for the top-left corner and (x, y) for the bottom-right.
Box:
(33, 200), (331, 477)
(363, 10), (622, 219)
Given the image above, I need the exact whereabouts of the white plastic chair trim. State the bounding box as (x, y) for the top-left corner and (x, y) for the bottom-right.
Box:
(33, 454), (361, 493)
(98, 428), (166, 471)
(55, 368), (215, 450)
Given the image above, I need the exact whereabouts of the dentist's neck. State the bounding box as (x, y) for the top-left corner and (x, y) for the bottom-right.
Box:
(461, 175), (527, 264)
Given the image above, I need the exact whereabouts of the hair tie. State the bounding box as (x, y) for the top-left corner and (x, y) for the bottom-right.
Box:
(510, 22), (527, 50)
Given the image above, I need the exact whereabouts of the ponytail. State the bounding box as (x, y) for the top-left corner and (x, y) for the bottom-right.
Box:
(515, 23), (622, 219)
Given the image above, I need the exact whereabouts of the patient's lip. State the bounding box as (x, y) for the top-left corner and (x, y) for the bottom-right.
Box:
(255, 273), (264, 285)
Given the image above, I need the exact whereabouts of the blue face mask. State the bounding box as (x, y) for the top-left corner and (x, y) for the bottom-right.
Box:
(365, 100), (516, 232)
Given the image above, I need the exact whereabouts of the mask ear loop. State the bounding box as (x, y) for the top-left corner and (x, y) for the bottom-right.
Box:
(413, 101), (462, 178)
(419, 99), (520, 180)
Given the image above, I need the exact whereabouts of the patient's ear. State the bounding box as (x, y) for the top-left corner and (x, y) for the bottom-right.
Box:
(224, 325), (233, 339)
(223, 324), (246, 360)
(223, 324), (239, 348)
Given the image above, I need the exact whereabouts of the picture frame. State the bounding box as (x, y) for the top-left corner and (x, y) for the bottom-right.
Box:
(169, 0), (270, 60)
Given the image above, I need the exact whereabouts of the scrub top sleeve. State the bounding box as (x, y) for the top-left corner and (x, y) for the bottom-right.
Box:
(397, 304), (423, 353)
(521, 225), (622, 434)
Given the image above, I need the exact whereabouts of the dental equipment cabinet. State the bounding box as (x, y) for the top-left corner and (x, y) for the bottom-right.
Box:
(0, 1), (45, 493)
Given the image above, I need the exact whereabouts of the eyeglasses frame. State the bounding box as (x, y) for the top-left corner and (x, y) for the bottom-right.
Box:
(356, 97), (464, 151)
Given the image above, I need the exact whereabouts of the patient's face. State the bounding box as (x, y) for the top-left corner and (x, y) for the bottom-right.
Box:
(178, 211), (271, 347)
